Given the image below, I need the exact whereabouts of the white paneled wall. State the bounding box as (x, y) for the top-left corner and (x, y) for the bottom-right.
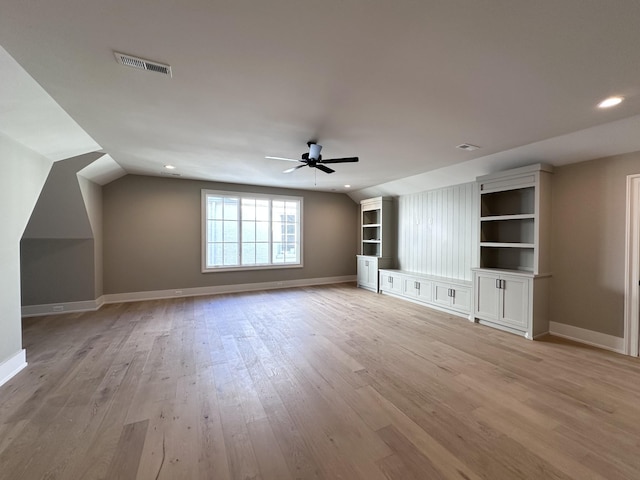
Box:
(397, 182), (478, 280)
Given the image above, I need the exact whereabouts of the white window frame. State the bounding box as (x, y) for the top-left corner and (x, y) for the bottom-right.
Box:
(201, 189), (304, 272)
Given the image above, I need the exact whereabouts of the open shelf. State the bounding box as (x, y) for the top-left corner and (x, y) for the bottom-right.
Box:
(481, 187), (534, 217)
(480, 245), (534, 272)
(480, 217), (534, 244)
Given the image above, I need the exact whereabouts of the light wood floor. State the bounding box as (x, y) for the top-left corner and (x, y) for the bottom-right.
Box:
(2, 284), (640, 479)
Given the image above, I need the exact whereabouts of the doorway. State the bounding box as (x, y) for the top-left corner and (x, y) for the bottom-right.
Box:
(624, 174), (640, 356)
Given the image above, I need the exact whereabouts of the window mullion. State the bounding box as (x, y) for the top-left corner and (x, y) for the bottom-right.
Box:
(268, 199), (273, 264)
(237, 198), (242, 266)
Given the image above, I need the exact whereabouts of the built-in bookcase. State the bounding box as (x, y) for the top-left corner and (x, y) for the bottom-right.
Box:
(473, 164), (553, 339)
(479, 186), (536, 272)
(357, 197), (394, 291)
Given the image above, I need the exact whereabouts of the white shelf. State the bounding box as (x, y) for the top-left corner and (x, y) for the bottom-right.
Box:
(481, 242), (535, 248)
(363, 240), (381, 243)
(481, 214), (535, 222)
(363, 223), (381, 227)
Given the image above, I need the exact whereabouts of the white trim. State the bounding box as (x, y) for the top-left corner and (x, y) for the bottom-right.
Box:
(21, 297), (105, 318)
(624, 174), (640, 356)
(21, 277), (356, 312)
(103, 276), (355, 304)
(0, 350), (27, 388)
(201, 189), (304, 272)
(549, 321), (625, 354)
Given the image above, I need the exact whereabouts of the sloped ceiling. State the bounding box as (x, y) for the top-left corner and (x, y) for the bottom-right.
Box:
(1, 1), (640, 197)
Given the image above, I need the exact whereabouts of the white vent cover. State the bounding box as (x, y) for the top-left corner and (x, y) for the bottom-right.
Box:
(114, 52), (172, 77)
(456, 143), (481, 151)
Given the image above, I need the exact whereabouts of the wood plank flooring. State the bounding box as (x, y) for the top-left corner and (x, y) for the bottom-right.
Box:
(2, 283), (640, 479)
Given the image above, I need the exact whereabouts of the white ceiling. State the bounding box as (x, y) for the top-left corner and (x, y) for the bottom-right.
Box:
(2, 1), (640, 198)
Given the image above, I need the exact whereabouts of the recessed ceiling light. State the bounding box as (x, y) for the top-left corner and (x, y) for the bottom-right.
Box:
(164, 164), (176, 169)
(344, 184), (351, 188)
(598, 96), (624, 108)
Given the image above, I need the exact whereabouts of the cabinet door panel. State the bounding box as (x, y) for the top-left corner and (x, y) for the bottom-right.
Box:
(402, 278), (432, 302)
(500, 276), (529, 329)
(380, 272), (402, 294)
(475, 273), (500, 321)
(450, 286), (471, 313)
(357, 257), (378, 290)
(432, 283), (452, 307)
(416, 280), (432, 302)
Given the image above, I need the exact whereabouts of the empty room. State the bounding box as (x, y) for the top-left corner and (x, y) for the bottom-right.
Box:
(3, 1), (640, 479)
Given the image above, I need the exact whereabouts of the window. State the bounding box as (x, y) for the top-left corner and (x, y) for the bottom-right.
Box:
(202, 190), (303, 271)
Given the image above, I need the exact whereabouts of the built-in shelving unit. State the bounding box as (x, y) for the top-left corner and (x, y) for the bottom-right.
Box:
(357, 197), (394, 292)
(473, 164), (553, 339)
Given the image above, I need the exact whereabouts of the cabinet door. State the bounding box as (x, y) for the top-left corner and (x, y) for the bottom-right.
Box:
(474, 272), (500, 321)
(380, 272), (402, 294)
(357, 257), (378, 290)
(432, 283), (453, 308)
(500, 275), (530, 329)
(403, 278), (432, 302)
(450, 286), (471, 314)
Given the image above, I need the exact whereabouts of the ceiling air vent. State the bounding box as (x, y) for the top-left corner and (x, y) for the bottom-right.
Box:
(114, 52), (172, 77)
(456, 143), (481, 151)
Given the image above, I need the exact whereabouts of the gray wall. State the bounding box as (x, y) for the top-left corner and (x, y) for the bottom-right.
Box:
(551, 151), (640, 337)
(21, 154), (102, 306)
(0, 132), (51, 366)
(103, 175), (358, 294)
(78, 175), (104, 297)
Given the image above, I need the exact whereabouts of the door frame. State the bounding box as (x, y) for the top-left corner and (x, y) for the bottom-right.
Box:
(623, 174), (640, 356)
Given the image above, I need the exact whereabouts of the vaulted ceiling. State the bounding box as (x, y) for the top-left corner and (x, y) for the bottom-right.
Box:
(2, 1), (640, 199)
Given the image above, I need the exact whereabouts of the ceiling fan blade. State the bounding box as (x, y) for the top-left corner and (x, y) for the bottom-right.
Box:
(319, 157), (359, 164)
(315, 164), (335, 174)
(283, 164), (307, 174)
(266, 156), (300, 162)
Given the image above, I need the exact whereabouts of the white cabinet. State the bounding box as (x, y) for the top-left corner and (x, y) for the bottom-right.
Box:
(380, 270), (402, 295)
(433, 282), (472, 314)
(402, 277), (432, 303)
(357, 197), (395, 292)
(379, 270), (471, 318)
(357, 256), (379, 292)
(473, 164), (552, 339)
(474, 271), (530, 333)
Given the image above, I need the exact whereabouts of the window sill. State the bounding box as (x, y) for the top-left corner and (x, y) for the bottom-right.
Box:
(202, 263), (304, 273)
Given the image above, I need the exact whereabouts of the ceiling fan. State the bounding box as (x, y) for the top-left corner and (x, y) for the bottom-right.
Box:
(266, 141), (359, 174)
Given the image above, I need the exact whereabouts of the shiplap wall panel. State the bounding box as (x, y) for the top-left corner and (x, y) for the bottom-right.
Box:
(397, 182), (477, 281)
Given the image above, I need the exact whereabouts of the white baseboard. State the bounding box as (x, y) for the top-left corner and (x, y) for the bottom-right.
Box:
(0, 350), (27, 388)
(21, 276), (356, 314)
(103, 275), (356, 304)
(21, 297), (105, 317)
(549, 321), (625, 354)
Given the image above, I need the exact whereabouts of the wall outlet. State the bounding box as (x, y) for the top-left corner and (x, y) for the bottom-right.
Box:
(52, 305), (64, 312)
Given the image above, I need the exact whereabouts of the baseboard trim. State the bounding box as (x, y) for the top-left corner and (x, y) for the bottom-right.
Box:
(22, 276), (357, 315)
(549, 321), (625, 354)
(21, 297), (105, 317)
(0, 350), (27, 388)
(103, 276), (356, 304)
